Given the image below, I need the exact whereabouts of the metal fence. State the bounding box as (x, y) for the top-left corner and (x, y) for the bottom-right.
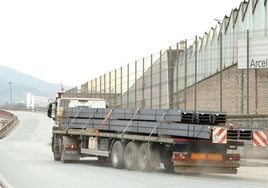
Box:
(64, 28), (268, 115)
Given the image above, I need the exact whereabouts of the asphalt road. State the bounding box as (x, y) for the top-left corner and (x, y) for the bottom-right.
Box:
(0, 111), (268, 188)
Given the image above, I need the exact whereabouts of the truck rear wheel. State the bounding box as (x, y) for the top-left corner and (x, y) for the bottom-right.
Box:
(52, 135), (62, 161)
(137, 143), (151, 171)
(54, 152), (61, 161)
(124, 142), (139, 170)
(111, 141), (125, 169)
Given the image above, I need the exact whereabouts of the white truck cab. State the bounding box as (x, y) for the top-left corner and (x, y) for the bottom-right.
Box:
(47, 97), (107, 121)
(57, 98), (106, 108)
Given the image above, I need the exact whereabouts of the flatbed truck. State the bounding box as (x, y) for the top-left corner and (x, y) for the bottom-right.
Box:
(47, 97), (263, 174)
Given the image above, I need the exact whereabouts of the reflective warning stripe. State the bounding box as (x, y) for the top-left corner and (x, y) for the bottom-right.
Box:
(253, 130), (267, 147)
(212, 127), (227, 144)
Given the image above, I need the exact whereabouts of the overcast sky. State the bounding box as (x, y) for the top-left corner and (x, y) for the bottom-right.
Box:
(0, 0), (242, 87)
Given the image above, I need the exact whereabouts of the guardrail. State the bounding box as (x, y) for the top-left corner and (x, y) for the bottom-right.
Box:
(0, 106), (47, 113)
(0, 109), (18, 138)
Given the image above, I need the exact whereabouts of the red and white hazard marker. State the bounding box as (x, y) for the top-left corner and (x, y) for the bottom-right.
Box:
(253, 130), (267, 147)
(212, 127), (227, 144)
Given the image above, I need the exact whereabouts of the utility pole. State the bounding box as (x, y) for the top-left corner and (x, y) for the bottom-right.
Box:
(8, 82), (12, 105)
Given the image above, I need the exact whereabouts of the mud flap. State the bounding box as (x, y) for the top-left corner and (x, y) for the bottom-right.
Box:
(148, 146), (161, 168)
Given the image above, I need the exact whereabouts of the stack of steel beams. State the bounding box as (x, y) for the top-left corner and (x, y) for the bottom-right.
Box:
(59, 108), (227, 139)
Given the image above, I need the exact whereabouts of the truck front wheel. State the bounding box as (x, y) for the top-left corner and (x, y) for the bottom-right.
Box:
(111, 141), (125, 169)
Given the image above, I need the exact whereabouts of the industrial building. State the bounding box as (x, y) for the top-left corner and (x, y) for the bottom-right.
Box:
(64, 0), (268, 131)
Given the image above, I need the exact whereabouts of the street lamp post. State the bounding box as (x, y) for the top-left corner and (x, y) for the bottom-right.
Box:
(8, 82), (12, 106)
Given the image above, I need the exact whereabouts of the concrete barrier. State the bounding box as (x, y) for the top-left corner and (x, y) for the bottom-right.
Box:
(0, 118), (8, 127)
(0, 110), (18, 138)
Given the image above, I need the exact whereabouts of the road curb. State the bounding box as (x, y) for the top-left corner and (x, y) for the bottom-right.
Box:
(0, 119), (19, 139)
(0, 175), (13, 188)
(0, 110), (18, 139)
(240, 159), (268, 167)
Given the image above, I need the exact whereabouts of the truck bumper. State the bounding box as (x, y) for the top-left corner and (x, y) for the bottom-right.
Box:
(173, 161), (239, 174)
(174, 166), (238, 174)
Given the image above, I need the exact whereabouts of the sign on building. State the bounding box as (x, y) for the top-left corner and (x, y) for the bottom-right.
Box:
(238, 37), (268, 69)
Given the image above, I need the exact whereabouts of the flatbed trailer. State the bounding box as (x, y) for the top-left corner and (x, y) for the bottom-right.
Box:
(49, 105), (260, 174)
(52, 126), (241, 174)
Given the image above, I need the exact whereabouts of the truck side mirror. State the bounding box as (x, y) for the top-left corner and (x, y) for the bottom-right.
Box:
(47, 103), (52, 118)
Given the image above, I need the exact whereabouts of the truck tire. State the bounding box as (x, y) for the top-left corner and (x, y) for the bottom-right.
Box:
(54, 152), (61, 161)
(137, 143), (151, 171)
(61, 143), (67, 163)
(124, 142), (139, 170)
(111, 141), (125, 169)
(52, 135), (62, 161)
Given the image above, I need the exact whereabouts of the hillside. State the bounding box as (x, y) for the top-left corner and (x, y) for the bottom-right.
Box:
(0, 65), (70, 106)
